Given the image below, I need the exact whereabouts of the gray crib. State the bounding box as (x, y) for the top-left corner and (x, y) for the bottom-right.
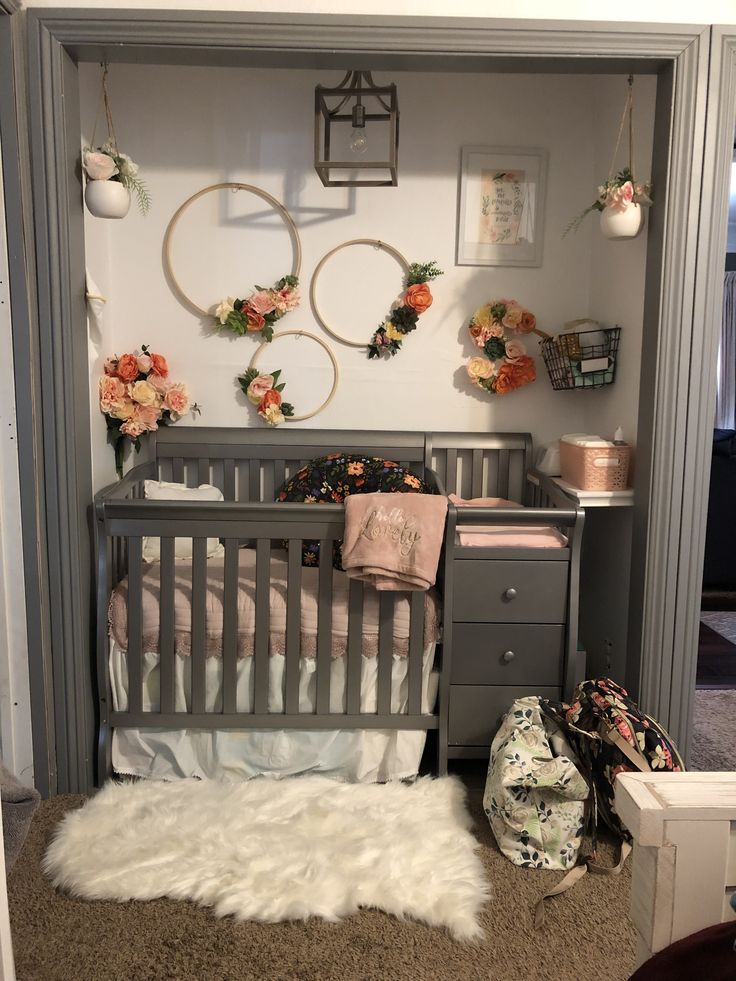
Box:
(94, 428), (584, 785)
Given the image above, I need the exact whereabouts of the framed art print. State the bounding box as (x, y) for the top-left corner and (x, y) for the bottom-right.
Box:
(456, 146), (548, 267)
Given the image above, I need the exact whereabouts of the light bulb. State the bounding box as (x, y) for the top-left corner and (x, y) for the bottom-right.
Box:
(349, 128), (368, 154)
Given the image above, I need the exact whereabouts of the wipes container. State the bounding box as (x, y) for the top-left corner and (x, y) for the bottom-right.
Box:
(559, 436), (630, 490)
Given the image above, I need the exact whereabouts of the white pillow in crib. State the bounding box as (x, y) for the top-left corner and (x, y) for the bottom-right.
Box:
(142, 480), (225, 561)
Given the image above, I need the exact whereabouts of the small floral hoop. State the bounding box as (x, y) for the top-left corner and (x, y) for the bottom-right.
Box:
(242, 329), (339, 425)
(464, 299), (550, 397)
(310, 239), (409, 349)
(163, 182), (302, 341)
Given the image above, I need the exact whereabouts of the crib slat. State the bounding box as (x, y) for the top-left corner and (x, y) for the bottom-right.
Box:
(471, 450), (484, 499)
(253, 538), (270, 714)
(316, 540), (333, 715)
(346, 579), (363, 715)
(197, 458), (210, 486)
(249, 460), (261, 503)
(498, 449), (510, 499)
(262, 460), (275, 502)
(377, 593), (394, 716)
(172, 457), (184, 484)
(159, 537), (176, 715)
(445, 449), (458, 494)
(285, 540), (302, 715)
(222, 539), (239, 714)
(407, 592), (424, 716)
(127, 536), (143, 715)
(191, 538), (208, 714)
(273, 459), (286, 496)
(223, 459), (236, 501)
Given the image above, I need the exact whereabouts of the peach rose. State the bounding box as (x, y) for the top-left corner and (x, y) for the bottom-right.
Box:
(466, 356), (494, 381)
(242, 304), (266, 333)
(279, 286), (300, 312)
(494, 364), (519, 395)
(517, 310), (537, 334)
(504, 339), (527, 363)
(149, 353), (169, 378)
(83, 150), (118, 181)
(607, 181), (634, 212)
(403, 283), (433, 314)
(116, 353), (140, 383)
(136, 354), (152, 374)
(257, 388), (282, 414)
(501, 302), (523, 331)
(99, 375), (126, 414)
(120, 418), (146, 439)
(248, 290), (276, 316)
(129, 380), (159, 407)
(245, 374), (275, 406)
(148, 373), (168, 395)
(134, 404), (161, 431)
(163, 383), (190, 419)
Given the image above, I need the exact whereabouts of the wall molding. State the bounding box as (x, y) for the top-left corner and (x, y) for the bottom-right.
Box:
(21, 9), (716, 790)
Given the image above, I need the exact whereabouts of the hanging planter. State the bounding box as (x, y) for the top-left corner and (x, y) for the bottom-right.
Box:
(82, 64), (150, 220)
(564, 76), (652, 239)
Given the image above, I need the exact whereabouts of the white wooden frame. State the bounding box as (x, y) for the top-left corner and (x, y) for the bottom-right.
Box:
(456, 145), (547, 267)
(615, 771), (736, 968)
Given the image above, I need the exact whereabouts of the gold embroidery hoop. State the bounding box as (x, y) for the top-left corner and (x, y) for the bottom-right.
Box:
(248, 329), (339, 422)
(163, 182), (302, 318)
(309, 238), (410, 348)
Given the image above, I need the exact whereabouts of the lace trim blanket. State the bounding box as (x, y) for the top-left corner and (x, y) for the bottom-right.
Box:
(108, 547), (440, 659)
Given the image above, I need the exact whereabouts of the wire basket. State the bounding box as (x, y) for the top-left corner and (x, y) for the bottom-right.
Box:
(539, 323), (621, 391)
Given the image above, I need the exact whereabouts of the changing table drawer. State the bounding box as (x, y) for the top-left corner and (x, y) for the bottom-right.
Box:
(450, 623), (564, 686)
(449, 685), (561, 747)
(451, 559), (568, 623)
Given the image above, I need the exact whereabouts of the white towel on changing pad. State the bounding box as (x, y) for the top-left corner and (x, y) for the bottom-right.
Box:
(341, 493), (448, 591)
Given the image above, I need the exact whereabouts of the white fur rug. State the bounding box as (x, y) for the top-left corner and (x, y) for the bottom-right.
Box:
(43, 776), (489, 940)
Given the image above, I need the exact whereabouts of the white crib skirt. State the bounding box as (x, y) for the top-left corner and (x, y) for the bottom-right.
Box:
(110, 641), (438, 783)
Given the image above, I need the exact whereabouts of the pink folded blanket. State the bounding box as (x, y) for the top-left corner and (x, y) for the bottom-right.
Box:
(448, 494), (567, 548)
(341, 493), (448, 591)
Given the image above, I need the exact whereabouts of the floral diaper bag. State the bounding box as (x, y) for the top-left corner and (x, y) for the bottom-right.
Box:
(483, 696), (589, 871)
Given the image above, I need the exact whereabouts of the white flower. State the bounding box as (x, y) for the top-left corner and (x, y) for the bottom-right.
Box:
(116, 153), (139, 178)
(215, 297), (236, 325)
(260, 404), (285, 426)
(83, 150), (118, 181)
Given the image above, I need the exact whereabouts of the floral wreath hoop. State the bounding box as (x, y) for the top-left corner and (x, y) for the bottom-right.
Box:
(238, 330), (339, 426)
(163, 182), (302, 342)
(310, 239), (442, 359)
(465, 299), (550, 396)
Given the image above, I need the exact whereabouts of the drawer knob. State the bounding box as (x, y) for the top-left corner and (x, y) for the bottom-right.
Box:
(504, 587), (518, 600)
(502, 650), (515, 663)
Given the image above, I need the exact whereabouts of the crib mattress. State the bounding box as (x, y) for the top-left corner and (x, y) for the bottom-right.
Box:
(111, 639), (438, 783)
(108, 548), (440, 660)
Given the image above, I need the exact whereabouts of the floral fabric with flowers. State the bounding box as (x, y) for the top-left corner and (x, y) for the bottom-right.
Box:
(99, 345), (198, 476)
(465, 300), (538, 396)
(367, 260), (443, 359)
(563, 167), (652, 237)
(276, 454), (436, 568)
(83, 141), (150, 215)
(237, 366), (294, 426)
(215, 275), (300, 343)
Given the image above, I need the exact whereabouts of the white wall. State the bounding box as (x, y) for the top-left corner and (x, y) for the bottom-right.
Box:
(80, 63), (654, 486)
(22, 0), (736, 26)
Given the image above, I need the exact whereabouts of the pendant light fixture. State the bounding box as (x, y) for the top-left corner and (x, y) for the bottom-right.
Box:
(314, 71), (399, 187)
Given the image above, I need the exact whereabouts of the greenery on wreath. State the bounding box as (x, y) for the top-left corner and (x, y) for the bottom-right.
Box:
(367, 260), (443, 359)
(238, 366), (295, 427)
(215, 276), (300, 343)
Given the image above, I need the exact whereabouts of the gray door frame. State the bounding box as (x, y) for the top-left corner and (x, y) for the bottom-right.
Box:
(19, 10), (725, 792)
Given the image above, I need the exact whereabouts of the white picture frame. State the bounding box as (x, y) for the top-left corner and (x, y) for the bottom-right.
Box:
(456, 146), (548, 267)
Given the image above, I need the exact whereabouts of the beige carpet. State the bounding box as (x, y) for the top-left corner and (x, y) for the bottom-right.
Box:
(8, 785), (637, 981)
(690, 689), (736, 771)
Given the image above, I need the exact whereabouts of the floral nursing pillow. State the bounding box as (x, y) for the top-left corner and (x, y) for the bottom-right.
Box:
(276, 454), (435, 568)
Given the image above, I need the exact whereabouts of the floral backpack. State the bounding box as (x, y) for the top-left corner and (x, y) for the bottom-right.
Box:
(541, 677), (685, 845)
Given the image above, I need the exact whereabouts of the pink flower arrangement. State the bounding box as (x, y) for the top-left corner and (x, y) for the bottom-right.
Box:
(214, 275), (300, 343)
(464, 300), (539, 397)
(564, 167), (652, 236)
(238, 367), (294, 427)
(99, 344), (199, 476)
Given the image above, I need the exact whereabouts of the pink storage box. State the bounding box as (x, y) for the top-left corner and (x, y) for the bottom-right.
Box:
(559, 438), (630, 491)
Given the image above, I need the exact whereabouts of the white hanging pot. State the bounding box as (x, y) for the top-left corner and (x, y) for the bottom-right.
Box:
(85, 179), (130, 219)
(599, 203), (643, 240)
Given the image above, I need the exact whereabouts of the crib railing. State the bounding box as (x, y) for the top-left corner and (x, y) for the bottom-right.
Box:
(95, 499), (434, 786)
